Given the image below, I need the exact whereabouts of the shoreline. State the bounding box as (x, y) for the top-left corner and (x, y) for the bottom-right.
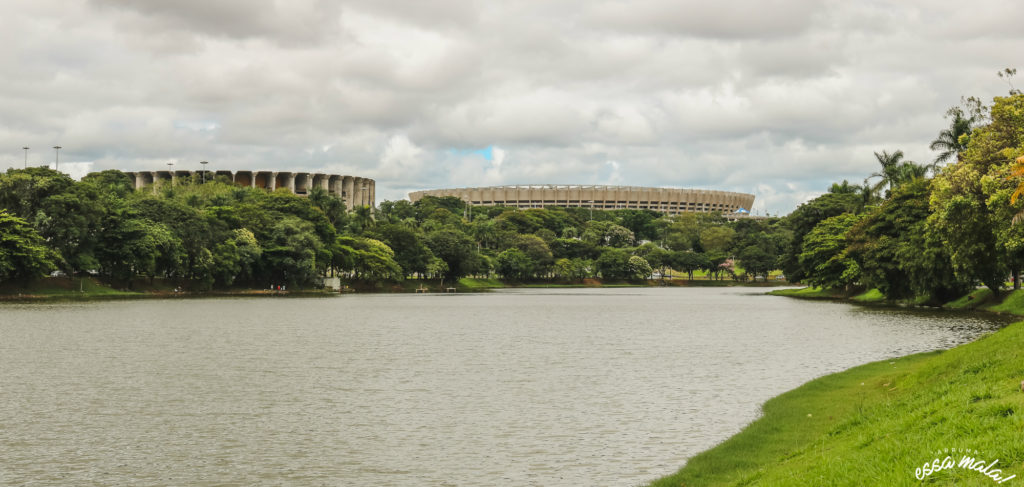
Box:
(647, 287), (1024, 486)
(0, 277), (791, 302)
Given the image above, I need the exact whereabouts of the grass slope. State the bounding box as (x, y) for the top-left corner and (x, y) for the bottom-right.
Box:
(767, 287), (846, 299)
(648, 321), (1024, 486)
(944, 289), (995, 310)
(985, 289), (1024, 315)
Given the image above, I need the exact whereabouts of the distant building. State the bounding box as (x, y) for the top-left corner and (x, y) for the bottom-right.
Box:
(409, 184), (755, 216)
(124, 170), (374, 210)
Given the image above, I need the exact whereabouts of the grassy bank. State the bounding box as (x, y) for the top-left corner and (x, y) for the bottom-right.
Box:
(649, 320), (1024, 486)
(770, 285), (1024, 316)
(766, 286), (849, 299)
(0, 277), (335, 302)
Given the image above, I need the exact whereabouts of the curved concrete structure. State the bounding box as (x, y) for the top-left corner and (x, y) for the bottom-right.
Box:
(409, 184), (754, 215)
(124, 170), (375, 210)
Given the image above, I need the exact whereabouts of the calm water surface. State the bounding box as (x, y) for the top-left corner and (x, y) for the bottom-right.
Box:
(0, 287), (1010, 486)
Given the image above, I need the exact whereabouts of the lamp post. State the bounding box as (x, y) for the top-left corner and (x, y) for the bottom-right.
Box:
(167, 162), (174, 185)
(200, 160), (209, 183)
(22, 147), (28, 168)
(53, 146), (61, 171)
(588, 200), (594, 220)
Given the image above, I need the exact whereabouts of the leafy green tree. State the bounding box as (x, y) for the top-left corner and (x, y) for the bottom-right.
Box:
(847, 179), (967, 301)
(664, 213), (701, 251)
(931, 93), (1024, 294)
(798, 213), (862, 290)
(375, 223), (433, 276)
(346, 238), (403, 280)
(582, 221), (635, 247)
(496, 248), (534, 280)
(737, 245), (775, 281)
(553, 258), (573, 279)
(513, 234), (553, 276)
(635, 243), (671, 278)
(262, 216), (324, 287)
(671, 251), (708, 280)
(549, 238), (599, 260)
(780, 192), (861, 283)
(308, 187), (348, 231)
(627, 255), (653, 279)
(617, 209), (660, 241)
(425, 228), (480, 280)
(0, 210), (56, 283)
(595, 248), (631, 280)
(699, 225), (735, 254)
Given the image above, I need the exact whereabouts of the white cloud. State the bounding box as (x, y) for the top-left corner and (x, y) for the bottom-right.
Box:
(2, 0), (1023, 214)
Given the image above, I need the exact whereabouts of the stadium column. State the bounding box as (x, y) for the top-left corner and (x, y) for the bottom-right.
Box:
(343, 176), (355, 210)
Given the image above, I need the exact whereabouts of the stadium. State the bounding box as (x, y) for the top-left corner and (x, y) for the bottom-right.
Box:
(124, 170), (375, 210)
(408, 184), (755, 216)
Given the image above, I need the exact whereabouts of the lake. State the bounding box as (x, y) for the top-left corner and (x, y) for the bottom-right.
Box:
(0, 287), (1010, 486)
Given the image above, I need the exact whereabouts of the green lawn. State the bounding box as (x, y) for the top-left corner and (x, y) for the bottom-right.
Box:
(767, 287), (846, 299)
(983, 289), (1024, 315)
(851, 288), (884, 302)
(943, 288), (995, 310)
(0, 277), (138, 297)
(648, 320), (1024, 486)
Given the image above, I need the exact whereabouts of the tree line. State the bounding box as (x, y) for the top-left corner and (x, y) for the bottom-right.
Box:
(10, 89), (1018, 293)
(781, 89), (1024, 303)
(0, 166), (791, 289)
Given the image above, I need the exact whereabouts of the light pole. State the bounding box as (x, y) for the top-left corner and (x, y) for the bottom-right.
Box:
(200, 160), (209, 183)
(22, 147), (28, 168)
(167, 162), (174, 185)
(588, 200), (594, 220)
(53, 146), (61, 171)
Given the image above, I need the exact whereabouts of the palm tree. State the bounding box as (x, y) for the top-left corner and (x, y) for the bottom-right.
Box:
(866, 150), (928, 199)
(866, 150), (905, 197)
(893, 161), (928, 187)
(929, 108), (973, 168)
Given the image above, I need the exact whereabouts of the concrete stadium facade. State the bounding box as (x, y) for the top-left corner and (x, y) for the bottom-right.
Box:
(408, 185), (754, 215)
(125, 170), (375, 210)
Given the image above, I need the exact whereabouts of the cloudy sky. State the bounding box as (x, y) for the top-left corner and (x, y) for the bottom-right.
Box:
(3, 0), (1023, 214)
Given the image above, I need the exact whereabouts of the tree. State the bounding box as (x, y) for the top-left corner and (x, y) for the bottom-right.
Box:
(798, 213), (862, 290)
(496, 248), (534, 280)
(847, 179), (967, 301)
(930, 107), (975, 167)
(780, 192), (861, 283)
(425, 228), (480, 280)
(866, 150), (926, 197)
(262, 216), (324, 287)
(375, 223), (432, 277)
(737, 245), (775, 281)
(931, 92), (1024, 294)
(699, 226), (735, 254)
(582, 221), (635, 247)
(595, 248), (631, 280)
(664, 213), (701, 251)
(627, 255), (653, 279)
(671, 251), (708, 280)
(636, 243), (671, 279)
(512, 234), (553, 276)
(0, 210), (55, 283)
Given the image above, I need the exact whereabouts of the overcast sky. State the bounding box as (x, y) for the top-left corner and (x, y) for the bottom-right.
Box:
(3, 0), (1023, 214)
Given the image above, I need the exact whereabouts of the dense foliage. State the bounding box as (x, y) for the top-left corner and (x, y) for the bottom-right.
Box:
(0, 168), (791, 288)
(780, 91), (1024, 302)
